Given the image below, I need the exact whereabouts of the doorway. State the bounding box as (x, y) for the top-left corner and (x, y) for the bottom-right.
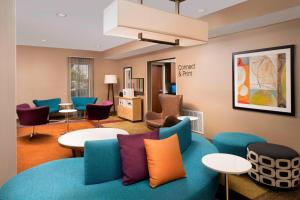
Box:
(147, 58), (176, 112)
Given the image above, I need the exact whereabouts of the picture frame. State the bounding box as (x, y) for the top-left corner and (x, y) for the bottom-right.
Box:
(131, 78), (144, 96)
(123, 67), (132, 89)
(232, 45), (295, 116)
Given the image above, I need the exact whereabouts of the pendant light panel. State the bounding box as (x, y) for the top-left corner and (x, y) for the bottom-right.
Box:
(103, 0), (208, 46)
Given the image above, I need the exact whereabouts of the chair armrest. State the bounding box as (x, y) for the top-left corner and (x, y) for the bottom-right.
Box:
(145, 112), (162, 120)
(162, 115), (180, 127)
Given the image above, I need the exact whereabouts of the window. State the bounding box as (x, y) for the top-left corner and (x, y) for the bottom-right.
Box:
(68, 57), (94, 98)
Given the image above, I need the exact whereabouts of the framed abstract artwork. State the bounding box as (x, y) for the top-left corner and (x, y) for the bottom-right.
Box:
(123, 67), (132, 89)
(131, 78), (144, 96)
(232, 45), (295, 116)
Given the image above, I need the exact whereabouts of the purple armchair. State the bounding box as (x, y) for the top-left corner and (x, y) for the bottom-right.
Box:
(86, 101), (113, 127)
(16, 104), (49, 138)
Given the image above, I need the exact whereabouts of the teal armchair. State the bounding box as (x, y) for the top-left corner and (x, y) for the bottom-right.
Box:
(72, 97), (97, 111)
(33, 98), (61, 113)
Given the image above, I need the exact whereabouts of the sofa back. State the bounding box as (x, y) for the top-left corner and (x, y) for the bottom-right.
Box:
(84, 119), (192, 185)
(33, 98), (61, 113)
(72, 97), (97, 107)
(160, 117), (191, 153)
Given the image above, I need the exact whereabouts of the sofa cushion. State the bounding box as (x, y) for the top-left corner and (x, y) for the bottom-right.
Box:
(159, 118), (191, 153)
(212, 132), (266, 158)
(84, 139), (122, 185)
(144, 134), (186, 188)
(117, 131), (159, 185)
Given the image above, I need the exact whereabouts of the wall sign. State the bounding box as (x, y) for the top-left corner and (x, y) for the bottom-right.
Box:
(177, 64), (195, 77)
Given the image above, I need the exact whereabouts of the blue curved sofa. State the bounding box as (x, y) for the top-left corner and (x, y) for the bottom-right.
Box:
(0, 119), (219, 200)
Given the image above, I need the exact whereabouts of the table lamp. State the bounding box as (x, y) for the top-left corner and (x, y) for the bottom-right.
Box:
(104, 75), (117, 113)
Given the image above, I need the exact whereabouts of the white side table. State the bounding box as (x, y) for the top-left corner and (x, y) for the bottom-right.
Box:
(59, 103), (73, 109)
(59, 109), (77, 132)
(58, 128), (128, 156)
(177, 116), (198, 121)
(202, 153), (252, 200)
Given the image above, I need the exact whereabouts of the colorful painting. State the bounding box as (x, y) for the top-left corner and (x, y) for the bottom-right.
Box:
(123, 67), (132, 89)
(233, 45), (295, 116)
(131, 78), (144, 95)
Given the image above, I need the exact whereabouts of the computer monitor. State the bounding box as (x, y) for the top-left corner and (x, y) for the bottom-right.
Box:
(170, 83), (176, 94)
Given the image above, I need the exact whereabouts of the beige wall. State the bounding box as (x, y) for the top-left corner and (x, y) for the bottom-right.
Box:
(115, 19), (300, 153)
(16, 46), (120, 105)
(0, 0), (16, 185)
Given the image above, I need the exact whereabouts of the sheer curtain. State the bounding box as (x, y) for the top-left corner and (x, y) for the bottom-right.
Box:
(68, 57), (94, 99)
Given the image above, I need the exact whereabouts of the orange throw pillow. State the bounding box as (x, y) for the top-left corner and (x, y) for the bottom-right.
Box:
(144, 134), (186, 188)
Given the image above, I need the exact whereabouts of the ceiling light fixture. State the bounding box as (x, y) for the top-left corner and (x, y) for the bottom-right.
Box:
(103, 0), (208, 47)
(56, 12), (67, 17)
(41, 39), (47, 42)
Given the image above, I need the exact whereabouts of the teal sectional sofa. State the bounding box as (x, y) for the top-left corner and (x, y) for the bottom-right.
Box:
(0, 119), (219, 200)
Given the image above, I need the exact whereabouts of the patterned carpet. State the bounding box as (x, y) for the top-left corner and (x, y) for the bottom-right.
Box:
(17, 116), (149, 173)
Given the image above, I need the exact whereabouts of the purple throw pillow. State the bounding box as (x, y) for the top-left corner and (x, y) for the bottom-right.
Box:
(117, 131), (159, 185)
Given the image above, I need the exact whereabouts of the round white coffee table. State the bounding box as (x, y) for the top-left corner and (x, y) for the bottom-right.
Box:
(58, 128), (128, 156)
(59, 109), (77, 132)
(177, 116), (199, 121)
(202, 153), (252, 200)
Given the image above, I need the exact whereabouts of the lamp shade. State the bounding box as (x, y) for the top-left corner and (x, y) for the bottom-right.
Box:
(104, 75), (117, 84)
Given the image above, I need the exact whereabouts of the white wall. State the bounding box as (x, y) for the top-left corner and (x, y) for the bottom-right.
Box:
(0, 0), (16, 185)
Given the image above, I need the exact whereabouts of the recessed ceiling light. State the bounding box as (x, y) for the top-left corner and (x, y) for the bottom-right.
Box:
(56, 12), (67, 17)
(41, 39), (47, 42)
(197, 8), (206, 13)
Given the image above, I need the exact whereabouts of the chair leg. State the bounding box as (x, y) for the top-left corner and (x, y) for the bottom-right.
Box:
(30, 126), (35, 138)
(98, 120), (100, 128)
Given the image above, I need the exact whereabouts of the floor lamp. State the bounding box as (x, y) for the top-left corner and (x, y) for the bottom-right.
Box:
(104, 75), (117, 113)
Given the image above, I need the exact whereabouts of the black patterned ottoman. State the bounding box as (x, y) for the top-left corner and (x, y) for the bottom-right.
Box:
(247, 143), (300, 189)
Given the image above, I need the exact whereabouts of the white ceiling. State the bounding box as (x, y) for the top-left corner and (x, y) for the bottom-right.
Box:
(16, 0), (246, 51)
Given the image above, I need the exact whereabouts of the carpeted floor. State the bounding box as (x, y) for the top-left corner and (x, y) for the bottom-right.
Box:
(102, 121), (151, 134)
(17, 116), (141, 173)
(219, 174), (269, 199)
